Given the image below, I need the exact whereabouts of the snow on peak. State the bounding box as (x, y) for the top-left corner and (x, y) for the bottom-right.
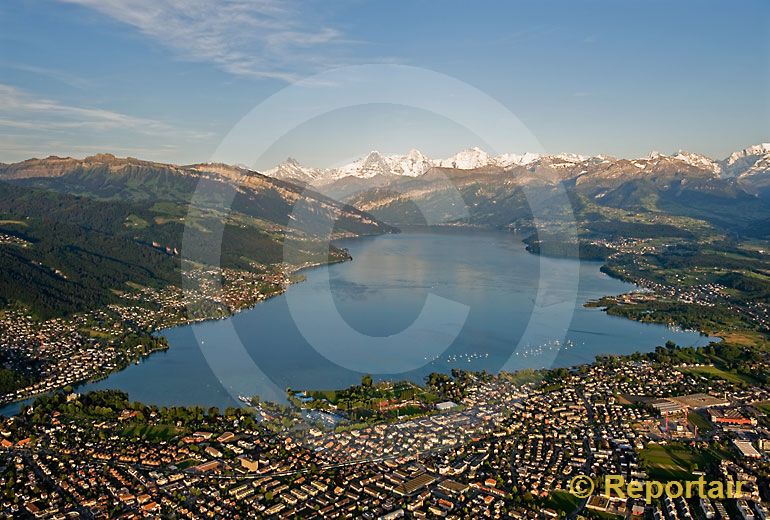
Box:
(405, 148), (427, 160)
(726, 143), (770, 165)
(495, 152), (540, 167)
(334, 149), (433, 179)
(257, 144), (768, 185)
(742, 142), (770, 155)
(436, 147), (544, 169)
(437, 147), (490, 169)
(552, 153), (587, 163)
(674, 150), (721, 174)
(337, 151), (391, 178)
(722, 143), (770, 178)
(395, 149), (433, 176)
(264, 157), (328, 181)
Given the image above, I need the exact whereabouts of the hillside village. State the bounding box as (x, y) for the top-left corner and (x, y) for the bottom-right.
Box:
(0, 265), (291, 409)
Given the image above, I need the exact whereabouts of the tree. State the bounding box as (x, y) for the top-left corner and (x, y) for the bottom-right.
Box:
(361, 374), (373, 388)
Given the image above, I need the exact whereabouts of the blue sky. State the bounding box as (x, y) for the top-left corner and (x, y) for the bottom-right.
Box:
(1, 0), (768, 165)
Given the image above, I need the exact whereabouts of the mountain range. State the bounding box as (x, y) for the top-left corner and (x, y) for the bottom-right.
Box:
(0, 153), (389, 235)
(2, 144), (770, 317)
(2, 143), (770, 237)
(264, 144), (770, 189)
(253, 144), (770, 236)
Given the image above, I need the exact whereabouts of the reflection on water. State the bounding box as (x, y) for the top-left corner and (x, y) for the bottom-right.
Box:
(1, 231), (714, 415)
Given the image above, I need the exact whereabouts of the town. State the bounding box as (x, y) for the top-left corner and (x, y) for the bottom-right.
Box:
(2, 0), (769, 517)
(0, 232), (767, 519)
(0, 342), (768, 519)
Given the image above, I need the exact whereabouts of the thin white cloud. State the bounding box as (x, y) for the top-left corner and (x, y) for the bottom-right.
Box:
(58, 0), (347, 81)
(1, 63), (95, 89)
(0, 83), (211, 162)
(0, 83), (209, 138)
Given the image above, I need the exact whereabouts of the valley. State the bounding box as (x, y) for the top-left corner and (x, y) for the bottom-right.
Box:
(0, 156), (391, 407)
(4, 2), (769, 517)
(1, 146), (770, 410)
(0, 147), (769, 519)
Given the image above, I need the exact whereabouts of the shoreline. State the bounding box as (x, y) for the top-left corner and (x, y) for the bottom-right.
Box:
(0, 249), (358, 414)
(1, 229), (723, 416)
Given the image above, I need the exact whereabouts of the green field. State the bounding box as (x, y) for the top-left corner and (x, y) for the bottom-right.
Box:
(123, 214), (148, 229)
(501, 368), (544, 386)
(680, 365), (757, 385)
(687, 410), (712, 433)
(544, 490), (581, 514)
(639, 443), (725, 481)
(753, 402), (770, 426)
(120, 423), (181, 441)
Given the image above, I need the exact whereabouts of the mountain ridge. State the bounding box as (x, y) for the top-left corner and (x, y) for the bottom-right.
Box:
(0, 154), (395, 320)
(261, 143), (770, 187)
(6, 143), (768, 190)
(0, 153), (391, 234)
(3, 144), (770, 237)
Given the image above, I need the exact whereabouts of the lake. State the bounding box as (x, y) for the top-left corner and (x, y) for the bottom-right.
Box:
(1, 231), (713, 415)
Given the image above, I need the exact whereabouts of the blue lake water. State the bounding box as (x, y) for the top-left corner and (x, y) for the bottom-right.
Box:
(2, 231), (714, 415)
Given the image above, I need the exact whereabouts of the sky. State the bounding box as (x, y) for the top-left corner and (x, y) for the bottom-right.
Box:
(1, 0), (768, 167)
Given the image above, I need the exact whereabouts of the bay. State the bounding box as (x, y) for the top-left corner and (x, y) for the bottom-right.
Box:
(1, 231), (713, 415)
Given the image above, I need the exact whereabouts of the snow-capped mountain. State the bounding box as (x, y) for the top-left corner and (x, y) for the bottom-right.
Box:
(336, 149), (433, 179)
(436, 147), (492, 169)
(722, 143), (770, 178)
(263, 147), (550, 186)
(265, 150), (433, 185)
(263, 157), (329, 184)
(436, 147), (547, 169)
(673, 150), (722, 174)
(495, 152), (541, 167)
(260, 144), (770, 187)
